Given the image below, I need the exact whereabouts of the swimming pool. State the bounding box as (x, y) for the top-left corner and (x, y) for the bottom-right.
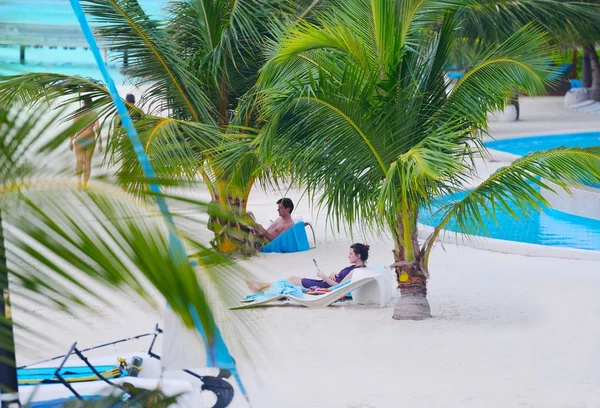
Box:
(485, 131), (600, 156)
(419, 133), (600, 251)
(420, 190), (600, 251)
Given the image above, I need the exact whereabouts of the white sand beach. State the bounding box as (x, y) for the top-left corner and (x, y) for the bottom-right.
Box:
(12, 96), (600, 408)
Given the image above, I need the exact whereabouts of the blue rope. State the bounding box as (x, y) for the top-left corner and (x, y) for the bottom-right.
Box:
(68, 0), (248, 399)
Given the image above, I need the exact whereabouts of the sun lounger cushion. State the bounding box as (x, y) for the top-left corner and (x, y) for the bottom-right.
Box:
(261, 222), (310, 253)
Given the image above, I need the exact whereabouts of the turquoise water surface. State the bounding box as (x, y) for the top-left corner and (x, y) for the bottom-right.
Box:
(1, 0), (167, 81)
(485, 132), (600, 155)
(1, 0), (165, 25)
(420, 189), (600, 251)
(420, 134), (600, 251)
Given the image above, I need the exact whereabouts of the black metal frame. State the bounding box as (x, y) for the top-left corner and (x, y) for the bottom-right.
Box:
(24, 323), (236, 408)
(53, 342), (124, 400)
(145, 328), (235, 408)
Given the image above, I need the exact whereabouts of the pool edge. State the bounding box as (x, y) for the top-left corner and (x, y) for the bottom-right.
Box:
(418, 223), (600, 261)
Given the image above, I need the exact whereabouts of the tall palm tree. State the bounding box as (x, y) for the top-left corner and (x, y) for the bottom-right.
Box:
(0, 0), (311, 255)
(256, 0), (600, 320)
(0, 105), (248, 404)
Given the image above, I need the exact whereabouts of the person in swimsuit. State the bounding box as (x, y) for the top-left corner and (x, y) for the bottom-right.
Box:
(245, 243), (370, 293)
(70, 97), (101, 190)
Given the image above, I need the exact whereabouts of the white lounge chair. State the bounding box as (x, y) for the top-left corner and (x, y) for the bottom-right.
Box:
(231, 269), (386, 309)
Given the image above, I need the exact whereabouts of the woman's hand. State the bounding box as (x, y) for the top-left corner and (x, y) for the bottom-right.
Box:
(316, 269), (325, 279)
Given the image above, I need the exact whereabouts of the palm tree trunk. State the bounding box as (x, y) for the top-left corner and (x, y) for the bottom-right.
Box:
(583, 47), (592, 89)
(208, 193), (260, 255)
(509, 93), (520, 121)
(570, 50), (578, 80)
(391, 221), (432, 320)
(584, 45), (600, 101)
(0, 210), (20, 407)
(393, 276), (431, 321)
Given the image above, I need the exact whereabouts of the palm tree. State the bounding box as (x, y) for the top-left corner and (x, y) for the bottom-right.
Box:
(256, 0), (600, 320)
(0, 104), (248, 404)
(0, 0), (312, 255)
(452, 0), (600, 114)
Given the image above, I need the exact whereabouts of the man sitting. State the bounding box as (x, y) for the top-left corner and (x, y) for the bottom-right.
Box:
(249, 198), (295, 243)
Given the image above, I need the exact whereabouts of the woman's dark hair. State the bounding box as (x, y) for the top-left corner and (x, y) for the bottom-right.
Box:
(351, 243), (370, 262)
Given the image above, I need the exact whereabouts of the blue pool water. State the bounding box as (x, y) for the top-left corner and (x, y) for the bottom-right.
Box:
(485, 132), (600, 156)
(420, 133), (600, 251)
(420, 190), (600, 251)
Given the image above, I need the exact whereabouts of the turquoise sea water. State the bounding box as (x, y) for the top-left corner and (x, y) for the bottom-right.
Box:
(0, 46), (126, 83)
(420, 134), (600, 251)
(0, 0), (166, 81)
(0, 0), (165, 25)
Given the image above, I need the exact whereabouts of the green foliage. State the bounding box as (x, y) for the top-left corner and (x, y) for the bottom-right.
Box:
(257, 0), (600, 270)
(0, 105), (248, 365)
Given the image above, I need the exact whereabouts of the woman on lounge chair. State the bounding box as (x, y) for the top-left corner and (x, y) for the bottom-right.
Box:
(245, 243), (370, 293)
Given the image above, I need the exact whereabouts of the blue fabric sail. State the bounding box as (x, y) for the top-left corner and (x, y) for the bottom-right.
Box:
(261, 222), (310, 253)
(68, 0), (247, 398)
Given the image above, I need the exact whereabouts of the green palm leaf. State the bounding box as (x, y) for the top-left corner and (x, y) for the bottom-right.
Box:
(82, 0), (215, 123)
(422, 147), (600, 266)
(0, 105), (250, 365)
(459, 0), (600, 45)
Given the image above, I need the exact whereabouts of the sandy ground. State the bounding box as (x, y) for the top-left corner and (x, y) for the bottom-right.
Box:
(10, 95), (600, 408)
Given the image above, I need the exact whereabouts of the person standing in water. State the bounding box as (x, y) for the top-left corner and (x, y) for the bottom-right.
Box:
(70, 98), (101, 190)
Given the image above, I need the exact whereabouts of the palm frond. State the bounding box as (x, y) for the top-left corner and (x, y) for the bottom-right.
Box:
(447, 23), (553, 123)
(422, 146), (600, 266)
(0, 96), (251, 361)
(82, 0), (215, 122)
(459, 0), (600, 45)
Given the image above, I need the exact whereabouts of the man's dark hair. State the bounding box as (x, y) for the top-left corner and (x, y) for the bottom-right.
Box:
(277, 197), (294, 213)
(125, 94), (136, 104)
(82, 97), (92, 105)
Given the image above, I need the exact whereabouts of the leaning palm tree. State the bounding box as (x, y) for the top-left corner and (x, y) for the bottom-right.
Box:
(0, 0), (312, 255)
(256, 0), (600, 320)
(0, 104), (249, 404)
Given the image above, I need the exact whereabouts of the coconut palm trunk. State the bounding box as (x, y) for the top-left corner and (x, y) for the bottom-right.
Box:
(584, 44), (600, 100)
(392, 215), (431, 320)
(208, 192), (260, 255)
(583, 48), (592, 88)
